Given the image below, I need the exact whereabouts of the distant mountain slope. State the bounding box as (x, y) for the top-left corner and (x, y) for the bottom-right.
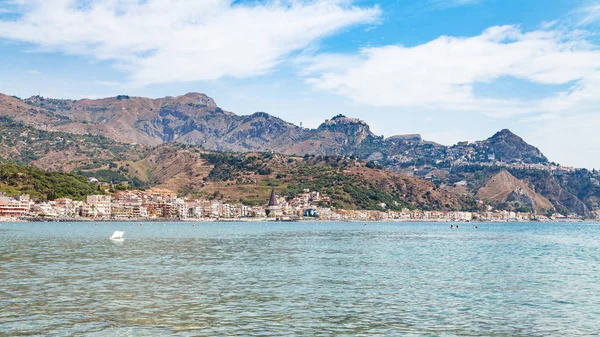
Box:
(2, 92), (550, 165)
(0, 93), (68, 128)
(477, 170), (554, 214)
(14, 93), (375, 154)
(0, 117), (148, 172)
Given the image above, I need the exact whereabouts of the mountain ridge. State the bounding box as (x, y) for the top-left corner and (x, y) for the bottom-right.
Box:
(7, 92), (544, 162)
(1, 92), (598, 216)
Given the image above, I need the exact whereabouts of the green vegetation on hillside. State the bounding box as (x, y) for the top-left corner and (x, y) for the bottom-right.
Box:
(198, 152), (470, 211)
(0, 163), (100, 200)
(201, 153), (272, 180)
(284, 161), (411, 211)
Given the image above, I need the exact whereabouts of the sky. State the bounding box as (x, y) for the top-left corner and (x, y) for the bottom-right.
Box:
(0, 0), (599, 168)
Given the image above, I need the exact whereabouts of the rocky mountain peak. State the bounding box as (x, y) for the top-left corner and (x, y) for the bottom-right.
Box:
(249, 111), (273, 119)
(491, 128), (519, 140)
(483, 129), (548, 164)
(323, 114), (367, 125)
(318, 114), (371, 132)
(317, 114), (375, 145)
(178, 92), (216, 105)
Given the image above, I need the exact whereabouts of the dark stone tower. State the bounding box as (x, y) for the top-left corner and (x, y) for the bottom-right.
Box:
(266, 188), (281, 217)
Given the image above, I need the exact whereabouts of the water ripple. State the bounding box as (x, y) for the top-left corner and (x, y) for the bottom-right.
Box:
(1, 222), (600, 336)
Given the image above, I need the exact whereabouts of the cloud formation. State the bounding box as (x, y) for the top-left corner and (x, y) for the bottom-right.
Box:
(576, 3), (600, 26)
(0, 0), (380, 85)
(304, 25), (600, 117)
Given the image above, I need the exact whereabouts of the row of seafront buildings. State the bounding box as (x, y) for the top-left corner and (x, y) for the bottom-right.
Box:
(0, 188), (597, 222)
(0, 188), (326, 220)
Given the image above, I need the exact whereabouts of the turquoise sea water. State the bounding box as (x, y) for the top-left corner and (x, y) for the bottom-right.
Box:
(1, 221), (600, 336)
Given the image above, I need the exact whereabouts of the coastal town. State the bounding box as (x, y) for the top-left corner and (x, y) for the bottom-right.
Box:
(1, 187), (597, 222)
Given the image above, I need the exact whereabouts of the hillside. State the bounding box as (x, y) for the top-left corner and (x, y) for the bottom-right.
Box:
(63, 144), (476, 211)
(0, 163), (100, 201)
(477, 170), (554, 214)
(448, 165), (598, 216)
(14, 93), (320, 152)
(0, 142), (481, 211)
(0, 117), (149, 172)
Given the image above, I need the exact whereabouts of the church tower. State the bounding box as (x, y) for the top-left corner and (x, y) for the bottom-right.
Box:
(265, 188), (282, 217)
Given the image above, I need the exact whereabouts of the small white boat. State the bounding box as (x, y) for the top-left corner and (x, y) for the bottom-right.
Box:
(110, 231), (125, 240)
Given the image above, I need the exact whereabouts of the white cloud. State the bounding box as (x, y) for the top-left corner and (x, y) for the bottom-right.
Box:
(301, 22), (600, 168)
(304, 25), (600, 117)
(0, 0), (380, 86)
(576, 3), (600, 26)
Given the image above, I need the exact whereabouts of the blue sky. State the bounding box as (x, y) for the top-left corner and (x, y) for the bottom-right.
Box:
(0, 0), (599, 168)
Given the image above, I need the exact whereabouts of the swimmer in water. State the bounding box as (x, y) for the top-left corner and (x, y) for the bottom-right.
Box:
(450, 225), (454, 228)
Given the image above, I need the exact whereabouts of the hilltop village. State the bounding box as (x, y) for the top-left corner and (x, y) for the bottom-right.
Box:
(1, 186), (597, 222)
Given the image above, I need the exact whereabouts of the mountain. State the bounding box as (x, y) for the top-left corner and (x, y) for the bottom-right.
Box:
(3, 92), (548, 164)
(480, 129), (547, 164)
(449, 165), (598, 217)
(477, 170), (554, 214)
(1, 91), (598, 216)
(21, 92), (234, 145)
(14, 94), (373, 154)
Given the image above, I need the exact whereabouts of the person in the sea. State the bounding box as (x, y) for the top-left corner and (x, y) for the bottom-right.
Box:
(450, 224), (454, 228)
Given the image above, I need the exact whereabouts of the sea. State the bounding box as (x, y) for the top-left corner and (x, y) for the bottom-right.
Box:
(1, 221), (599, 336)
